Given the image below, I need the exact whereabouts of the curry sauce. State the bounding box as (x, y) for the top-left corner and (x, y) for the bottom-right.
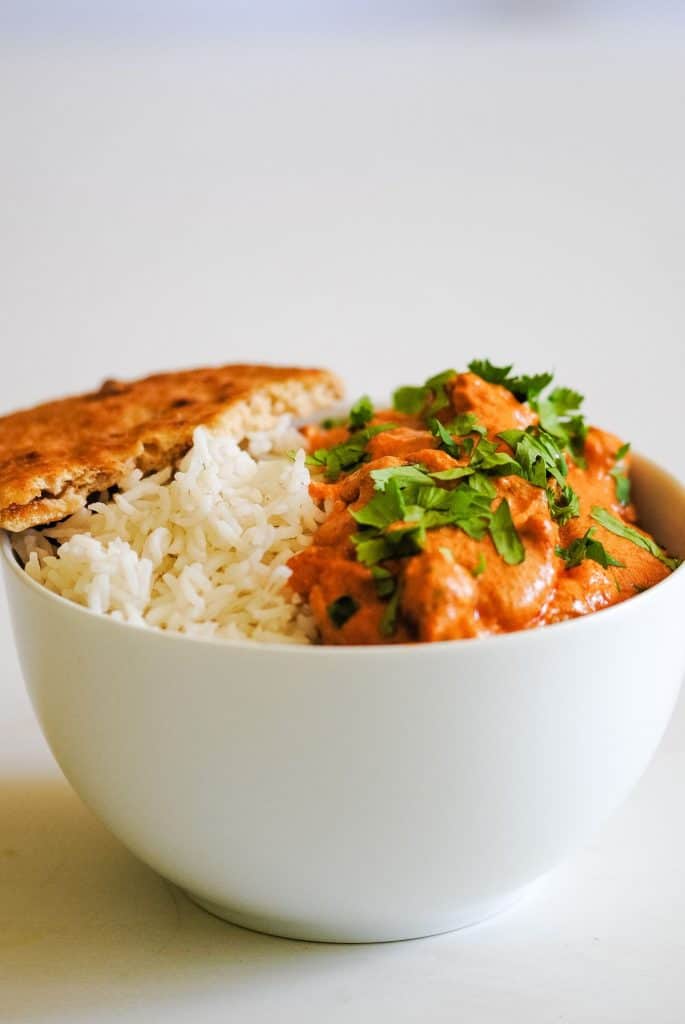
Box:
(288, 363), (679, 644)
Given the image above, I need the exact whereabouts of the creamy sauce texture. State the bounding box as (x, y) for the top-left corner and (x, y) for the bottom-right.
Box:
(288, 371), (672, 644)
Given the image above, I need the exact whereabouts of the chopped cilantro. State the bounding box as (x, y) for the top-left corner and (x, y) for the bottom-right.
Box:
(351, 477), (407, 529)
(469, 359), (588, 463)
(468, 359), (553, 402)
(445, 412), (487, 437)
(391, 385), (429, 416)
(489, 499), (525, 565)
(380, 585), (402, 636)
(590, 507), (681, 571)
(327, 595), (359, 628)
(467, 472), (498, 498)
(430, 465), (476, 482)
(392, 369), (457, 417)
(348, 395), (374, 430)
(371, 565), (396, 597)
(350, 472), (494, 567)
(555, 527), (625, 570)
(469, 436), (522, 476)
(610, 466), (631, 506)
(307, 423), (396, 481)
(471, 551), (487, 577)
(546, 482), (580, 525)
(535, 388), (587, 464)
(370, 464), (435, 491)
(610, 442), (631, 506)
(429, 417), (463, 459)
(467, 359), (514, 385)
(499, 427), (568, 488)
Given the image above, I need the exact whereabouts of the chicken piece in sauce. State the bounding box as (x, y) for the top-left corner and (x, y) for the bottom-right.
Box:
(288, 369), (676, 644)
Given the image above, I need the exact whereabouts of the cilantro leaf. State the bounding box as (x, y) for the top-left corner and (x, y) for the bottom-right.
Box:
(429, 417), (463, 459)
(610, 467), (631, 506)
(391, 385), (428, 416)
(468, 360), (588, 463)
(471, 551), (487, 577)
(468, 359), (552, 402)
(307, 423), (396, 481)
(445, 412), (487, 437)
(370, 465), (435, 491)
(555, 527), (625, 570)
(469, 437), (522, 476)
(590, 507), (681, 571)
(466, 472), (498, 498)
(392, 369), (457, 417)
(352, 534), (394, 567)
(489, 499), (525, 565)
(467, 359), (513, 385)
(507, 373), (554, 402)
(535, 388), (587, 462)
(379, 584), (402, 637)
(430, 466), (476, 481)
(327, 595), (359, 628)
(370, 566), (396, 597)
(351, 477), (406, 529)
(546, 482), (580, 525)
(499, 428), (568, 488)
(610, 442), (631, 505)
(423, 370), (458, 414)
(348, 395), (374, 430)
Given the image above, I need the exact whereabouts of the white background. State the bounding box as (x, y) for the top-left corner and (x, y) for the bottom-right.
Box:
(1, 7), (685, 1022)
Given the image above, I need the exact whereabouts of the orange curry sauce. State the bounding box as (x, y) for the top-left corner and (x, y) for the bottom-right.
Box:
(288, 370), (674, 645)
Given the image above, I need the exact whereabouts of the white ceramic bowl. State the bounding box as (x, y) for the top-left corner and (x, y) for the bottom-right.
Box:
(3, 453), (685, 943)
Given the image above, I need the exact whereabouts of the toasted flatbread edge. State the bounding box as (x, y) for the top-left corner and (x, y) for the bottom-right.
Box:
(1, 369), (344, 532)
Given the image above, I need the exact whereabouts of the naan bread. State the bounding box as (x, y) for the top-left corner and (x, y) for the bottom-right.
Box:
(0, 364), (343, 531)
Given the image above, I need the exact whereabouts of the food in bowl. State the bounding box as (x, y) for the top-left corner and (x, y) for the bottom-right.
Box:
(2, 360), (679, 645)
(1, 361), (685, 943)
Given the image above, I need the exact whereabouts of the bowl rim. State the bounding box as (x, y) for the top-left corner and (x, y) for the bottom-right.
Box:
(2, 451), (684, 659)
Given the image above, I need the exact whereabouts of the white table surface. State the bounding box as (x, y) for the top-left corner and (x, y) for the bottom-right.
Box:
(1, 18), (685, 1023)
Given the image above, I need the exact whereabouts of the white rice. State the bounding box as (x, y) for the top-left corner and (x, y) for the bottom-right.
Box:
(12, 418), (326, 644)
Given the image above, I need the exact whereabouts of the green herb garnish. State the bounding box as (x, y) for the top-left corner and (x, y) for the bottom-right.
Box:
(307, 423), (396, 481)
(429, 417), (463, 459)
(327, 595), (360, 628)
(470, 359), (588, 464)
(555, 527), (625, 570)
(370, 464), (435, 491)
(380, 585), (402, 636)
(546, 482), (580, 525)
(590, 506), (681, 571)
(392, 369), (457, 417)
(350, 472), (494, 567)
(445, 412), (487, 437)
(488, 498), (525, 565)
(499, 428), (568, 488)
(469, 436), (522, 476)
(348, 395), (374, 430)
(370, 565), (396, 597)
(471, 551), (487, 577)
(468, 359), (553, 402)
(610, 442), (631, 506)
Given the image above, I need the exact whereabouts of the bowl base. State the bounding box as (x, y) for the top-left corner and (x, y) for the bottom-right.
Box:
(181, 882), (534, 943)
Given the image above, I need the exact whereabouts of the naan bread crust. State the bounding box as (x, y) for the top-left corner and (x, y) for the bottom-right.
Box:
(0, 364), (343, 531)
